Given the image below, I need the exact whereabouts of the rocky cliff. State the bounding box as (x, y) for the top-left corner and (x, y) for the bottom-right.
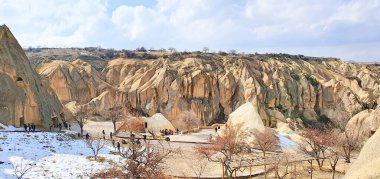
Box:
(0, 25), (62, 128)
(346, 106), (380, 138)
(344, 128), (380, 178)
(35, 52), (380, 127)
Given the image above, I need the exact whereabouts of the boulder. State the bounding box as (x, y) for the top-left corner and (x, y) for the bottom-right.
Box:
(144, 113), (175, 134)
(346, 107), (380, 138)
(226, 102), (265, 133)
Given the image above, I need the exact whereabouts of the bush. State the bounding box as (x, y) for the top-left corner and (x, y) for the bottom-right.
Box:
(92, 168), (126, 178)
(305, 74), (319, 87)
(136, 47), (147, 52)
(290, 72), (300, 81)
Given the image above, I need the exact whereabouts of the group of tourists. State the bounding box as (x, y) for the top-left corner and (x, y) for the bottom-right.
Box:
(111, 139), (121, 153)
(214, 125), (221, 132)
(49, 122), (71, 131)
(101, 130), (114, 140)
(23, 123), (36, 132)
(62, 121), (71, 130)
(77, 132), (91, 139)
(160, 128), (180, 135)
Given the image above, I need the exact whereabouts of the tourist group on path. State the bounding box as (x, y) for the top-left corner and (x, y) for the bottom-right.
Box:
(160, 128), (180, 135)
(49, 121), (71, 132)
(23, 123), (36, 132)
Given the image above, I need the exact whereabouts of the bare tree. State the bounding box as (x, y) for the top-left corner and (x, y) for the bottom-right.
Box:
(299, 128), (330, 170)
(74, 105), (90, 136)
(327, 149), (339, 179)
(85, 137), (107, 161)
(168, 47), (177, 53)
(196, 123), (248, 178)
(203, 47), (209, 53)
(116, 116), (145, 138)
(13, 159), (34, 179)
(103, 103), (125, 133)
(334, 115), (362, 163)
(229, 49), (237, 55)
(317, 130), (340, 179)
(175, 110), (200, 132)
(122, 139), (178, 179)
(92, 168), (127, 178)
(187, 155), (209, 178)
(269, 153), (293, 179)
(251, 127), (279, 179)
(338, 129), (362, 163)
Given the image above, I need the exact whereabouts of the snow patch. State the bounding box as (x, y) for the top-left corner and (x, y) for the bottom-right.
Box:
(0, 132), (123, 178)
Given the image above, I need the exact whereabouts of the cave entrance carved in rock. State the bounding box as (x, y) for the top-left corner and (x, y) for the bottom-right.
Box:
(51, 116), (58, 127)
(19, 116), (24, 126)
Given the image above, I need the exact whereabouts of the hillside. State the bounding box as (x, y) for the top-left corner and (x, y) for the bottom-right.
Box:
(30, 48), (380, 128)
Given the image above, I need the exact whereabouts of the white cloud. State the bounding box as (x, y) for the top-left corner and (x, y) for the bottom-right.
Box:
(0, 0), (380, 61)
(0, 0), (109, 47)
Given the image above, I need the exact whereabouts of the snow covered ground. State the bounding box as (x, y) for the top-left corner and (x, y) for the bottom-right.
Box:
(277, 133), (299, 149)
(0, 121), (301, 178)
(0, 123), (23, 132)
(0, 131), (123, 178)
(168, 129), (214, 143)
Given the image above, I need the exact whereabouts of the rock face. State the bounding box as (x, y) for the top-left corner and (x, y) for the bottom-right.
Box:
(344, 129), (380, 179)
(0, 25), (62, 128)
(37, 59), (114, 104)
(346, 107), (380, 138)
(35, 54), (380, 126)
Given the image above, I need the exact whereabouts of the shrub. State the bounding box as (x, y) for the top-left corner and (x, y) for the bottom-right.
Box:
(290, 72), (300, 81)
(92, 168), (126, 178)
(305, 74), (319, 87)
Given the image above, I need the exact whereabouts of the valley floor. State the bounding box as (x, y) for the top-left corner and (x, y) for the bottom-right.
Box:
(0, 122), (356, 179)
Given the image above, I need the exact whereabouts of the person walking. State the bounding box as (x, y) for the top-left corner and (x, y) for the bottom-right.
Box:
(110, 132), (113, 140)
(117, 142), (121, 153)
(102, 130), (105, 140)
(63, 121), (67, 129)
(112, 140), (115, 150)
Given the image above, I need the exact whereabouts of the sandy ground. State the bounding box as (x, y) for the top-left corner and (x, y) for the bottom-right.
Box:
(163, 142), (265, 178)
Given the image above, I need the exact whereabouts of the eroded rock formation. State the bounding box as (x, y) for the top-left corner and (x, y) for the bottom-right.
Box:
(0, 25), (62, 128)
(35, 53), (380, 126)
(346, 107), (380, 138)
(344, 129), (380, 178)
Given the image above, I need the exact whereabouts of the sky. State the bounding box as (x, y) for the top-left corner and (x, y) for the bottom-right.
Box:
(0, 0), (380, 62)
